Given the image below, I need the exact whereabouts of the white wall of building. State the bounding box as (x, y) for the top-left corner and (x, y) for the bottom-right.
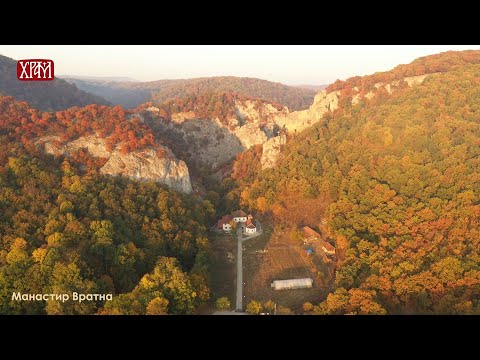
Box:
(271, 278), (313, 290)
(246, 226), (256, 234)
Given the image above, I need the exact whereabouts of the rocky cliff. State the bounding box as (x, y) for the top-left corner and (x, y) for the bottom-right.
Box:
(141, 74), (434, 174)
(142, 99), (288, 170)
(37, 135), (193, 193)
(274, 73), (436, 133)
(273, 90), (341, 133)
(261, 134), (287, 169)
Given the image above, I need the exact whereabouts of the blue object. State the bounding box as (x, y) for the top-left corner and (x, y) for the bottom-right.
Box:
(306, 249), (314, 254)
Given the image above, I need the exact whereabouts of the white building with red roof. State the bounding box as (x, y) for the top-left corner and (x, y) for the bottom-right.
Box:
(215, 211), (258, 234)
(217, 215), (233, 232)
(245, 214), (257, 234)
(231, 210), (248, 223)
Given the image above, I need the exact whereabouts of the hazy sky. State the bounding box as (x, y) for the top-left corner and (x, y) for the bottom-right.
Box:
(1, 45), (479, 84)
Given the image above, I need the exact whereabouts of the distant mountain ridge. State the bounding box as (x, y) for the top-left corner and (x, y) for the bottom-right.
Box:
(58, 75), (138, 82)
(0, 55), (110, 111)
(63, 76), (317, 110)
(293, 84), (328, 91)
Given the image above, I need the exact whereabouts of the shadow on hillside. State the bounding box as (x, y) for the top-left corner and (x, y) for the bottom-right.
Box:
(144, 115), (246, 176)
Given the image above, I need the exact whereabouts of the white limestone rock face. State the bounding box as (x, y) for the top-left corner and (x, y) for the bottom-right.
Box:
(261, 134), (287, 169)
(350, 73), (436, 106)
(235, 100), (289, 124)
(134, 72), (439, 175)
(165, 117), (245, 169)
(274, 90), (340, 133)
(37, 135), (193, 194)
(234, 123), (268, 149)
(404, 74), (430, 87)
(142, 100), (289, 169)
(100, 148), (192, 194)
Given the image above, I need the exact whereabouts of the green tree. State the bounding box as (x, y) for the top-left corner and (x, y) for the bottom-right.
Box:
(246, 300), (263, 314)
(45, 262), (98, 315)
(215, 297), (231, 311)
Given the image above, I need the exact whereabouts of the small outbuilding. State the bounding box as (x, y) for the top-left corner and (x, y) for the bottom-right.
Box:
(301, 226), (336, 256)
(302, 226), (321, 240)
(245, 223), (257, 234)
(320, 240), (336, 256)
(271, 278), (313, 290)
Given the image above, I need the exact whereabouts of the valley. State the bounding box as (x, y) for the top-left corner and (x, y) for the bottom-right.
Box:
(0, 48), (479, 315)
(61, 76), (317, 111)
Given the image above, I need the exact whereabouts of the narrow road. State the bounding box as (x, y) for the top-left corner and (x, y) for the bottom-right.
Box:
(235, 226), (243, 311)
(235, 222), (263, 312)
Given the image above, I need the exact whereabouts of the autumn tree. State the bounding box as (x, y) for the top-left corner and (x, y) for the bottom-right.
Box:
(246, 300), (263, 314)
(229, 53), (480, 315)
(215, 297), (231, 311)
(303, 302), (314, 313)
(263, 300), (276, 314)
(146, 297), (169, 315)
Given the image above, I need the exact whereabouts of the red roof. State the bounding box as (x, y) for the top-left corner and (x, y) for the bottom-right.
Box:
(217, 215), (233, 229)
(302, 226), (321, 239)
(301, 226), (335, 252)
(320, 239), (335, 252)
(231, 210), (247, 218)
(246, 223), (256, 229)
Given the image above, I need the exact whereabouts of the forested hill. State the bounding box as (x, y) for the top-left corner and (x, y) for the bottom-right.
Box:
(63, 76), (316, 110)
(0, 96), (215, 314)
(326, 50), (480, 92)
(0, 55), (110, 112)
(233, 50), (480, 314)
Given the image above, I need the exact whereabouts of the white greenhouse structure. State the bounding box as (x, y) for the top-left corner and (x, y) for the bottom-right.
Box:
(271, 278), (313, 290)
